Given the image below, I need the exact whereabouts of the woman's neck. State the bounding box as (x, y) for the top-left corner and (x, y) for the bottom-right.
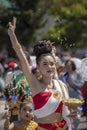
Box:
(42, 77), (52, 84)
(21, 119), (31, 124)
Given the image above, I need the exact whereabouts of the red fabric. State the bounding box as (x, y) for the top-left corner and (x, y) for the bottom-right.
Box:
(33, 92), (52, 109)
(55, 102), (63, 113)
(80, 82), (87, 97)
(38, 120), (66, 130)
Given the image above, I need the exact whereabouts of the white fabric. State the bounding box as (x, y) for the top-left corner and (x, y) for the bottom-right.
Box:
(33, 93), (61, 118)
(54, 80), (72, 130)
(33, 79), (72, 129)
(71, 57), (82, 69)
(71, 57), (87, 82)
(80, 58), (87, 81)
(70, 71), (84, 87)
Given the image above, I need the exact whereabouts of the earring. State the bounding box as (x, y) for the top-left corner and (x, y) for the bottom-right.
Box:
(36, 69), (42, 80)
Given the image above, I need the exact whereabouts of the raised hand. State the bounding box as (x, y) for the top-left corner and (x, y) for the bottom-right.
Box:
(7, 17), (19, 47)
(8, 17), (16, 35)
(4, 110), (11, 120)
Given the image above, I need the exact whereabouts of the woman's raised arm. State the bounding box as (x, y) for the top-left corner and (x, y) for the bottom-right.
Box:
(8, 17), (34, 85)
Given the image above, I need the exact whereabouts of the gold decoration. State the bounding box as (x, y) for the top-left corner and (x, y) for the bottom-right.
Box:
(62, 98), (84, 109)
(12, 107), (19, 115)
(12, 43), (22, 50)
(20, 120), (38, 130)
(53, 90), (61, 99)
(62, 98), (84, 118)
(24, 95), (33, 102)
(4, 120), (10, 129)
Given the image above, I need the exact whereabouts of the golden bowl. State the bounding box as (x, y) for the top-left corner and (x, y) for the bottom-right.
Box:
(62, 98), (84, 109)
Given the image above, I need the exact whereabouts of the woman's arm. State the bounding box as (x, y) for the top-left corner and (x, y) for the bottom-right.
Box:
(8, 17), (35, 86)
(4, 119), (14, 130)
(4, 111), (14, 130)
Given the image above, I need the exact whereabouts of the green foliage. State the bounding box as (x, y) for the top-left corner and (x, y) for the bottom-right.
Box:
(0, 0), (87, 52)
(0, 0), (53, 51)
(45, 0), (87, 50)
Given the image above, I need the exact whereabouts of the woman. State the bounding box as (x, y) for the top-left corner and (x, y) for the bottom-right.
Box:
(4, 100), (38, 130)
(62, 59), (83, 99)
(7, 17), (72, 130)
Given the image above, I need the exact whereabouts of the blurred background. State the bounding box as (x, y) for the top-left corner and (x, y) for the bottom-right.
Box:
(0, 0), (87, 58)
(0, 1), (87, 130)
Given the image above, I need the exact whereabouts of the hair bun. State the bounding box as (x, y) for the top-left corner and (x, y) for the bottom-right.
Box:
(33, 40), (52, 57)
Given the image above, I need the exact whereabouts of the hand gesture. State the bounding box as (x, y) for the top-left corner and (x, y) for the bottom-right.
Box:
(4, 110), (11, 120)
(8, 17), (16, 35)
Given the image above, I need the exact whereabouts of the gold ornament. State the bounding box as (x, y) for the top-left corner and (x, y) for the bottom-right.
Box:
(53, 90), (61, 99)
(20, 120), (38, 130)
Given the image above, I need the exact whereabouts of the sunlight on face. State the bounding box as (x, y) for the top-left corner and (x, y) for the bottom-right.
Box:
(20, 104), (34, 121)
(38, 55), (56, 78)
(65, 61), (73, 72)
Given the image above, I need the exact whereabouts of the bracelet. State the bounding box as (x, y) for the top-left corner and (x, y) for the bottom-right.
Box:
(12, 43), (22, 50)
(4, 125), (9, 127)
(4, 121), (10, 127)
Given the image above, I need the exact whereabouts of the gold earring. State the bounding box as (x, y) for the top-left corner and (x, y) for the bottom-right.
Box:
(36, 69), (42, 80)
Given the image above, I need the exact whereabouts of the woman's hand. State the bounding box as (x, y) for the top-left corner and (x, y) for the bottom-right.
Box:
(7, 17), (19, 47)
(8, 17), (16, 35)
(4, 110), (11, 120)
(67, 109), (78, 118)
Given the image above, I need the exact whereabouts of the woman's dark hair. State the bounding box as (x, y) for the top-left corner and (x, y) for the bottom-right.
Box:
(71, 61), (76, 71)
(20, 101), (33, 110)
(32, 67), (37, 74)
(33, 40), (52, 64)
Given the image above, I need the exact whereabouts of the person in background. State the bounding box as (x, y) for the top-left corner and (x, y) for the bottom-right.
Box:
(59, 59), (83, 130)
(4, 99), (38, 130)
(0, 68), (5, 99)
(61, 59), (83, 99)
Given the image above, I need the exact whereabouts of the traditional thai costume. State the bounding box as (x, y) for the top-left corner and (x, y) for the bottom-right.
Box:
(33, 80), (72, 130)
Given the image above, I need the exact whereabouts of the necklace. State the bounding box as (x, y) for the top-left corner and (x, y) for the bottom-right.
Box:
(46, 80), (54, 91)
(20, 120), (38, 130)
(47, 86), (55, 92)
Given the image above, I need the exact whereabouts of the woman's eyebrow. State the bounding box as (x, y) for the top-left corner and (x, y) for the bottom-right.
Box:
(41, 61), (47, 64)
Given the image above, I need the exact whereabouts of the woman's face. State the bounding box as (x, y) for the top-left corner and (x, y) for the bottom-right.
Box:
(65, 61), (73, 73)
(20, 103), (34, 121)
(38, 55), (56, 78)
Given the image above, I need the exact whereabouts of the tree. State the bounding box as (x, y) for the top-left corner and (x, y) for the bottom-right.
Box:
(0, 0), (53, 54)
(44, 0), (87, 50)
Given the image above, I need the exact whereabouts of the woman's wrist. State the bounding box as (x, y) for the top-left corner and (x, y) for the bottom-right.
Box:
(4, 119), (10, 127)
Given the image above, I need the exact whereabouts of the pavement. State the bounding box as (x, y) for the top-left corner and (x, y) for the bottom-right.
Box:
(0, 100), (87, 130)
(77, 116), (87, 130)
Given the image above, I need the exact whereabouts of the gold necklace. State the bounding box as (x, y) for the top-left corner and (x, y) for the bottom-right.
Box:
(47, 80), (54, 91)
(20, 120), (38, 130)
(47, 87), (55, 92)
